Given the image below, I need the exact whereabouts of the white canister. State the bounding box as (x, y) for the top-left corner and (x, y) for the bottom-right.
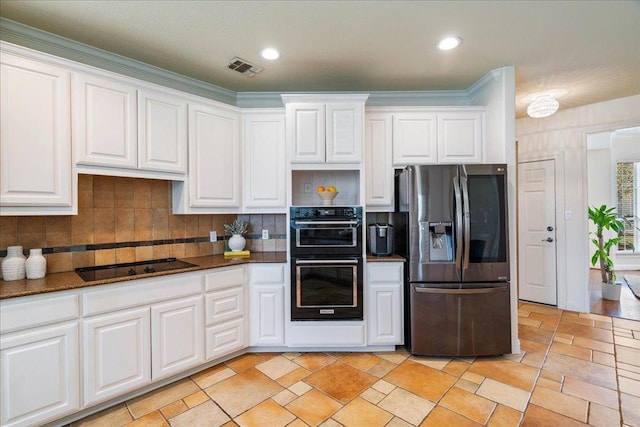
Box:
(26, 248), (47, 279)
(2, 246), (26, 281)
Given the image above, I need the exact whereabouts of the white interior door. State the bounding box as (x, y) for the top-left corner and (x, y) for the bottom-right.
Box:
(518, 160), (557, 305)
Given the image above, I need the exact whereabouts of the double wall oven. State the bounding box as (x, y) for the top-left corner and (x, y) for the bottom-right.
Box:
(290, 206), (363, 320)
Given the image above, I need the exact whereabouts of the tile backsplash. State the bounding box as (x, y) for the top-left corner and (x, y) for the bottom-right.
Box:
(0, 175), (286, 277)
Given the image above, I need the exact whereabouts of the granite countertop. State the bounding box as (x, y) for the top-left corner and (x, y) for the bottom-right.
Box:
(366, 253), (406, 262)
(0, 252), (287, 300)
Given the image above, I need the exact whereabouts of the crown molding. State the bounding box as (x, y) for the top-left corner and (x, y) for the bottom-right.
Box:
(0, 18), (237, 105)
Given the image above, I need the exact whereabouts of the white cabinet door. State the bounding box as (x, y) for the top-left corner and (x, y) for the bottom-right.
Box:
(437, 112), (483, 164)
(326, 103), (363, 163)
(242, 112), (286, 211)
(205, 318), (246, 360)
(83, 307), (150, 406)
(184, 102), (240, 209)
(0, 322), (79, 427)
(138, 88), (188, 174)
(287, 103), (325, 163)
(0, 52), (73, 212)
(73, 73), (138, 169)
(249, 264), (285, 346)
(365, 112), (393, 211)
(367, 262), (404, 345)
(392, 113), (437, 165)
(249, 284), (284, 346)
(151, 296), (204, 381)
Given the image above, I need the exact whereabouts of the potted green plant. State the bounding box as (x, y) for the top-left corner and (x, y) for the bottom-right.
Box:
(224, 218), (248, 252)
(588, 205), (624, 300)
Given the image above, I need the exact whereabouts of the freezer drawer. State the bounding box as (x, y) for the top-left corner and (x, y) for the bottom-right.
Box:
(410, 282), (511, 356)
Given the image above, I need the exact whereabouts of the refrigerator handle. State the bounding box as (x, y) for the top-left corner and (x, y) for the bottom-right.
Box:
(461, 176), (471, 271)
(453, 176), (463, 269)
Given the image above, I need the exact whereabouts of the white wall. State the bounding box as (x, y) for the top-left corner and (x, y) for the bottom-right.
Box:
(517, 94), (640, 312)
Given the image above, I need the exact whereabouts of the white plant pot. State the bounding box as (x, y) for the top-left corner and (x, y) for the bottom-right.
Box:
(228, 234), (246, 252)
(601, 281), (622, 301)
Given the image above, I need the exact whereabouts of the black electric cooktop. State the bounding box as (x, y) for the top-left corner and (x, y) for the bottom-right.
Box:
(75, 258), (197, 282)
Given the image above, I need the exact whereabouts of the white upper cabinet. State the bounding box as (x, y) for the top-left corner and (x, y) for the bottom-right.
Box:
(392, 112), (438, 165)
(437, 111), (483, 164)
(137, 88), (188, 173)
(0, 51), (75, 215)
(242, 110), (286, 212)
(325, 103), (363, 163)
(172, 101), (241, 213)
(365, 112), (394, 211)
(74, 74), (188, 176)
(391, 109), (484, 166)
(73, 73), (138, 169)
(283, 95), (368, 165)
(288, 103), (325, 163)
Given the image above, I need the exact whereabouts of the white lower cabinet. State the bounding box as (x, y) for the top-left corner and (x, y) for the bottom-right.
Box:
(204, 267), (247, 360)
(367, 262), (404, 345)
(151, 296), (204, 381)
(249, 264), (285, 346)
(82, 307), (151, 406)
(81, 271), (203, 407)
(0, 322), (80, 427)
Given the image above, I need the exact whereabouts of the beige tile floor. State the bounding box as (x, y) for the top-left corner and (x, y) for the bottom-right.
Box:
(71, 302), (640, 427)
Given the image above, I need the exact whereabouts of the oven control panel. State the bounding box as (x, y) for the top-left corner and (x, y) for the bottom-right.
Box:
(291, 206), (362, 220)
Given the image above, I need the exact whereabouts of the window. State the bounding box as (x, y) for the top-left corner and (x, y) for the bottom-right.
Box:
(616, 161), (639, 253)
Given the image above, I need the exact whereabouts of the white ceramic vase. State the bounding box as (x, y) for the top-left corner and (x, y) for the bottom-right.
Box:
(228, 234), (246, 252)
(2, 246), (26, 281)
(26, 248), (47, 279)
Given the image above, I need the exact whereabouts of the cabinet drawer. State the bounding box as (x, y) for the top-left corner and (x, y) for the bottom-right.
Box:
(205, 267), (245, 292)
(0, 294), (79, 334)
(205, 286), (245, 325)
(250, 264), (285, 284)
(367, 262), (403, 283)
(83, 272), (202, 316)
(205, 318), (246, 360)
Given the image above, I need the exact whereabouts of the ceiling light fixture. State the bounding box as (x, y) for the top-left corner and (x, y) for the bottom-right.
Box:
(437, 36), (462, 51)
(526, 94), (559, 118)
(260, 47), (280, 60)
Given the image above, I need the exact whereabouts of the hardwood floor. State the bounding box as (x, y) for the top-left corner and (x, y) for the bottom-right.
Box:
(590, 269), (640, 321)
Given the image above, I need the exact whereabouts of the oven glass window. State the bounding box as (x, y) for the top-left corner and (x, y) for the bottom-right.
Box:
(297, 227), (355, 247)
(297, 265), (356, 307)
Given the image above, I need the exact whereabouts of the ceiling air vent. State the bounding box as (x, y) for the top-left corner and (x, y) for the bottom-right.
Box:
(227, 57), (263, 78)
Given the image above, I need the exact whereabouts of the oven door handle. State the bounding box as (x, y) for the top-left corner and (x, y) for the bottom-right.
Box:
(293, 220), (360, 226)
(295, 259), (359, 265)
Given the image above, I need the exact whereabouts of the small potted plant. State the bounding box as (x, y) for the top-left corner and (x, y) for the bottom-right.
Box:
(588, 205), (624, 300)
(224, 218), (248, 252)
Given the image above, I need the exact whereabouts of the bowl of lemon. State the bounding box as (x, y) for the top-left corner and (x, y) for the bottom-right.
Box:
(316, 185), (338, 205)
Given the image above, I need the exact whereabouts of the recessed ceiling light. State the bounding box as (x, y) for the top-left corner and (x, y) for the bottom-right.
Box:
(437, 37), (462, 51)
(260, 47), (280, 60)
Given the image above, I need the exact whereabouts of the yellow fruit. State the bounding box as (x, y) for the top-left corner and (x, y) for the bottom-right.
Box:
(327, 185), (337, 192)
(317, 185), (326, 192)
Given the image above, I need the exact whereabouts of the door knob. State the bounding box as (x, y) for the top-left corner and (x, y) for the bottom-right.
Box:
(541, 237), (553, 242)
(547, 226), (554, 231)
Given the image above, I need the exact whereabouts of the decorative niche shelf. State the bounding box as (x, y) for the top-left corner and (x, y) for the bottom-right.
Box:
(291, 170), (360, 206)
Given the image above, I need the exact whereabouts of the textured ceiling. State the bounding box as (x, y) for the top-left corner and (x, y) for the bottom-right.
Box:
(1, 0), (639, 117)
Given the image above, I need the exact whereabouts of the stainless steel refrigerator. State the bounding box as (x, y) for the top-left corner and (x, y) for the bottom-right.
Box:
(393, 164), (511, 356)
